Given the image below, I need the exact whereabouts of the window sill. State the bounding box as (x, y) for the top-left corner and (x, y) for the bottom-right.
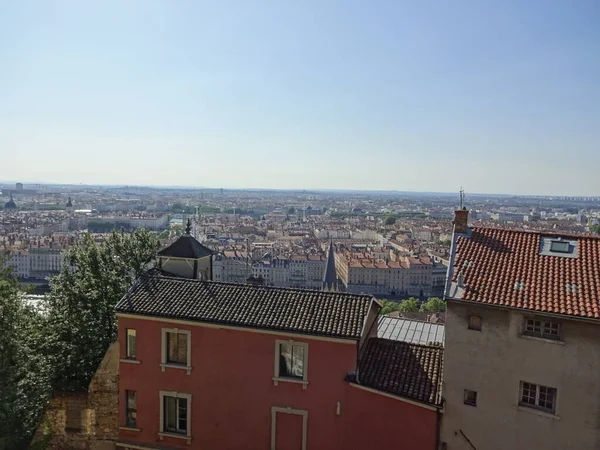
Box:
(273, 376), (308, 389)
(518, 334), (565, 345)
(517, 405), (560, 420)
(160, 363), (192, 375)
(120, 358), (141, 364)
(119, 426), (140, 432)
(158, 432), (192, 444)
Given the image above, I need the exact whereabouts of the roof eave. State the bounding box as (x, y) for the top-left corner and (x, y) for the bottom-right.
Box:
(446, 296), (600, 325)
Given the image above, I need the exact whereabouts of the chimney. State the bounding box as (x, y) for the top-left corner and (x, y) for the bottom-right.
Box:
(453, 208), (469, 234)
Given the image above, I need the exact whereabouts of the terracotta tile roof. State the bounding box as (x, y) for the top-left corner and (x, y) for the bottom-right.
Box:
(450, 227), (600, 319)
(116, 269), (374, 339)
(357, 338), (443, 406)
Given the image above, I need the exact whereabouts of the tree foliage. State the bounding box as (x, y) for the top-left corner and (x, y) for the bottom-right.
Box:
(0, 261), (52, 449)
(378, 299), (401, 315)
(397, 297), (419, 312)
(419, 297), (447, 312)
(383, 215), (396, 226)
(592, 224), (600, 235)
(46, 229), (159, 392)
(379, 297), (421, 315)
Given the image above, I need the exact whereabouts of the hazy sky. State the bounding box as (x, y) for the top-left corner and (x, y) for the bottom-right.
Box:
(1, 1), (598, 195)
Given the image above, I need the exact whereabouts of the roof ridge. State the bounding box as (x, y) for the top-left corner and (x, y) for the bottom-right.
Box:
(471, 225), (600, 240)
(143, 270), (375, 299)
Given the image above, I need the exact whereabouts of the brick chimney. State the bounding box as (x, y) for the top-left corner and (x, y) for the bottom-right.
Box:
(453, 208), (469, 234)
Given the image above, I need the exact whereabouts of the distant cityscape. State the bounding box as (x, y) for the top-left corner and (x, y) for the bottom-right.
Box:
(2, 180), (599, 297)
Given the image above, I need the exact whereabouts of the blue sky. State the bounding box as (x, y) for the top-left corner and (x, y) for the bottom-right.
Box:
(1, 0), (598, 195)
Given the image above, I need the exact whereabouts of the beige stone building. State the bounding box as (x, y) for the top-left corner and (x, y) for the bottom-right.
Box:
(441, 211), (600, 449)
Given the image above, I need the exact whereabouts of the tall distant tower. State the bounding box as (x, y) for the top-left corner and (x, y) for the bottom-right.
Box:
(66, 196), (74, 213)
(322, 241), (339, 292)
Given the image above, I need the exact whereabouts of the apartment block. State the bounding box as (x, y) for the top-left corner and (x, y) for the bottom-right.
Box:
(442, 212), (600, 449)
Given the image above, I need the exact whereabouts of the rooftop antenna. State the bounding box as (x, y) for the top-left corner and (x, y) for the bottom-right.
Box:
(459, 187), (466, 210)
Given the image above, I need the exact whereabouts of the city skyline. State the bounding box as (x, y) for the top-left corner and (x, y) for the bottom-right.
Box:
(1, 0), (599, 196)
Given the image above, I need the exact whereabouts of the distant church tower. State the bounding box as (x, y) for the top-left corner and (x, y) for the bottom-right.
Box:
(66, 196), (74, 213)
(322, 241), (340, 292)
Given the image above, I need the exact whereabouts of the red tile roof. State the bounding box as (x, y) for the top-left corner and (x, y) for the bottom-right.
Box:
(451, 227), (600, 319)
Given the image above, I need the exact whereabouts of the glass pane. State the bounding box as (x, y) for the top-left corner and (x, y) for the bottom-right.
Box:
(279, 343), (293, 377)
(291, 345), (304, 378)
(126, 411), (137, 427)
(127, 330), (136, 358)
(177, 333), (188, 364)
(167, 333), (179, 363)
(127, 391), (136, 409)
(521, 382), (536, 405)
(165, 397), (177, 431)
(178, 398), (188, 433)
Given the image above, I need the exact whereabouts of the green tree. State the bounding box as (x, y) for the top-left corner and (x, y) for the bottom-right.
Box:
(287, 207), (296, 215)
(398, 297), (419, 312)
(591, 224), (600, 235)
(46, 229), (159, 392)
(0, 261), (52, 449)
(419, 297), (447, 313)
(379, 299), (401, 315)
(384, 215), (396, 226)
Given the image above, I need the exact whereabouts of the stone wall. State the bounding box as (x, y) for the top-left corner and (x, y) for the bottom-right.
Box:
(33, 342), (119, 450)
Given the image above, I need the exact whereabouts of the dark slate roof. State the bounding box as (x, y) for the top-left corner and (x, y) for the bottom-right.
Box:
(357, 338), (443, 407)
(115, 269), (374, 339)
(157, 235), (214, 259)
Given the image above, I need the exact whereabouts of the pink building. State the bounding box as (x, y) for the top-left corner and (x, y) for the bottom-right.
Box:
(114, 233), (443, 450)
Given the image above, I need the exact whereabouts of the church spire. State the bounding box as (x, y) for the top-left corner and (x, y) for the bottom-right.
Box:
(322, 240), (339, 291)
(185, 218), (192, 235)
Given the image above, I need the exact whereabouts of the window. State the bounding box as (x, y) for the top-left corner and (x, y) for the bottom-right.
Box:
(520, 382), (557, 414)
(468, 315), (482, 331)
(274, 340), (308, 386)
(161, 328), (191, 372)
(125, 390), (137, 428)
(524, 318), (560, 340)
(463, 389), (477, 407)
(159, 391), (192, 438)
(126, 329), (136, 359)
(550, 240), (570, 254)
(279, 342), (305, 379)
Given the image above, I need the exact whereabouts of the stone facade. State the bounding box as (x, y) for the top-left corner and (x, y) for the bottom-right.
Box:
(33, 342), (119, 450)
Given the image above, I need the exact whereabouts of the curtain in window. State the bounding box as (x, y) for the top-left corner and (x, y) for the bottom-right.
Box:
(280, 343), (304, 378)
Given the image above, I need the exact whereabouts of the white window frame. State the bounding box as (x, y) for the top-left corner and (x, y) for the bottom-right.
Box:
(270, 406), (308, 450)
(159, 391), (192, 443)
(523, 318), (561, 341)
(273, 339), (309, 389)
(161, 328), (192, 375)
(519, 381), (557, 415)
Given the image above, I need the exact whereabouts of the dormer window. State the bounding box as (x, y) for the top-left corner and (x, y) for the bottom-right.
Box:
(550, 240), (571, 254)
